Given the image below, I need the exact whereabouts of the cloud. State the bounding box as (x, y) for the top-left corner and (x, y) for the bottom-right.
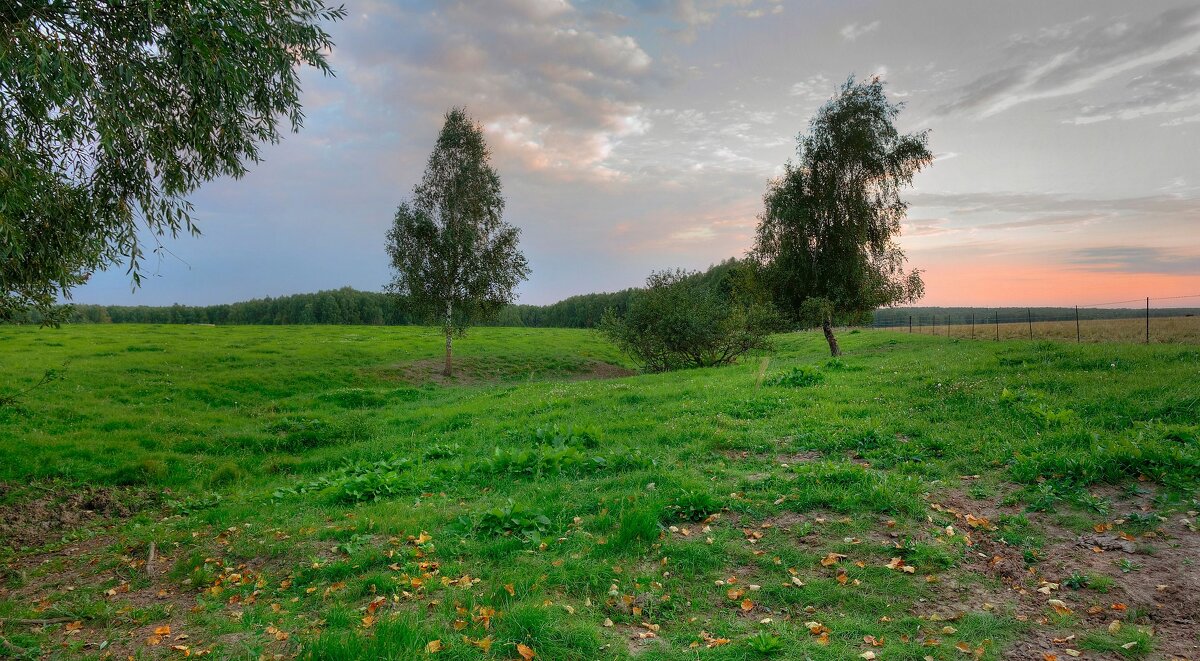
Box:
(335, 0), (668, 181)
(1069, 49), (1200, 124)
(1162, 112), (1200, 126)
(1067, 247), (1200, 275)
(630, 0), (785, 40)
(670, 226), (717, 241)
(909, 191), (1200, 217)
(789, 74), (834, 101)
(901, 218), (958, 237)
(938, 6), (1200, 118)
(907, 191), (1200, 239)
(623, 104), (786, 178)
(980, 213), (1102, 231)
(840, 21), (880, 41)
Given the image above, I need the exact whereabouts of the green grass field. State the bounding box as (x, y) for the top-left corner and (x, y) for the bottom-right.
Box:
(1, 325), (1198, 659)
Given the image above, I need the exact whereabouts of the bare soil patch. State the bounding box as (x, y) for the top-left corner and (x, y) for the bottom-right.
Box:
(0, 483), (160, 551)
(717, 450), (820, 465)
(776, 451), (822, 465)
(930, 488), (1200, 659)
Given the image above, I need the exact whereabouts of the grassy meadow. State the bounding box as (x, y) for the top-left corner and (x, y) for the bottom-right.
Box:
(1, 325), (1198, 659)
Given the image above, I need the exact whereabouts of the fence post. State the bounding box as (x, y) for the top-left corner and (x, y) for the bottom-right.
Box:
(1146, 297), (1150, 344)
(971, 312), (975, 339)
(909, 315), (912, 333)
(1027, 308), (1033, 340)
(946, 315), (950, 338)
(1075, 305), (1080, 343)
(995, 310), (999, 341)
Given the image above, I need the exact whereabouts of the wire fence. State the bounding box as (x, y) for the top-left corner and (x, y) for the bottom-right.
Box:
(870, 294), (1200, 344)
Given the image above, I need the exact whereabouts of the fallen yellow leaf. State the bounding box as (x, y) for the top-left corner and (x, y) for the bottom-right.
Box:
(462, 636), (493, 652)
(820, 552), (845, 567)
(1048, 599), (1072, 615)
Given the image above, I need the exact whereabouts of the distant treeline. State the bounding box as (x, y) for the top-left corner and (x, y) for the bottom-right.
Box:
(25, 264), (1190, 330)
(23, 286), (641, 329)
(872, 306), (1200, 328)
(42, 287), (626, 328)
(21, 260), (749, 328)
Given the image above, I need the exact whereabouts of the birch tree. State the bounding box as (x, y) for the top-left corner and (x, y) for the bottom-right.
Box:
(753, 76), (930, 356)
(385, 108), (529, 376)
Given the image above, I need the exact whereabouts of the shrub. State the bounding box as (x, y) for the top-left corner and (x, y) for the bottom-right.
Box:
(475, 500), (553, 541)
(746, 631), (784, 655)
(764, 365), (823, 387)
(665, 488), (722, 523)
(273, 456), (413, 503)
(598, 267), (780, 373)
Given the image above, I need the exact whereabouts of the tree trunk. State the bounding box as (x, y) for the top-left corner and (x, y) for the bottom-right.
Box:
(822, 318), (841, 357)
(443, 301), (453, 377)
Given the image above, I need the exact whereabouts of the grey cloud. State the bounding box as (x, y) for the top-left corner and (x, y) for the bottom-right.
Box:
(1070, 50), (1200, 123)
(841, 21), (880, 41)
(1163, 112), (1200, 126)
(584, 8), (632, 30)
(901, 218), (958, 237)
(938, 6), (1200, 117)
(789, 74), (835, 101)
(980, 213), (1102, 231)
(1067, 247), (1200, 275)
(628, 0), (781, 39)
(910, 191), (1200, 217)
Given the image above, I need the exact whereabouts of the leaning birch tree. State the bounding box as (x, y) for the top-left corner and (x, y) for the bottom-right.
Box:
(385, 108), (529, 376)
(753, 76), (930, 356)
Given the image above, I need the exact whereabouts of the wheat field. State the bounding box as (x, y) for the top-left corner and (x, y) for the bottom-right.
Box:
(889, 314), (1200, 343)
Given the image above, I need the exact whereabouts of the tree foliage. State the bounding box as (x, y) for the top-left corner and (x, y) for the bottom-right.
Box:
(598, 265), (780, 373)
(386, 108), (529, 375)
(753, 75), (931, 356)
(0, 0), (347, 322)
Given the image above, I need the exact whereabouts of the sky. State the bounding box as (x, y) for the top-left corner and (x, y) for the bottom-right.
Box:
(76, 0), (1200, 308)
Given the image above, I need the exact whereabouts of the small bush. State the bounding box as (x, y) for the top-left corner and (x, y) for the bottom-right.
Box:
(422, 443), (459, 460)
(665, 489), (722, 523)
(598, 267), (780, 373)
(474, 500), (553, 541)
(764, 365), (823, 387)
(273, 456), (413, 503)
(1063, 571), (1089, 589)
(746, 631), (784, 655)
